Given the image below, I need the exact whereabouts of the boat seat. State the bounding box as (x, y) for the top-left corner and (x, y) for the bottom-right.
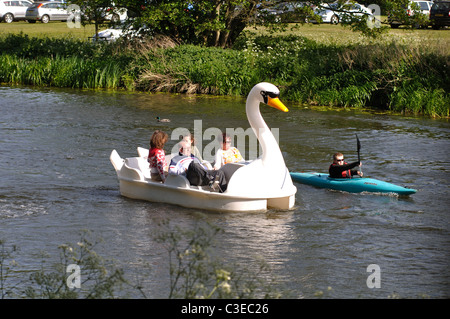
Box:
(125, 157), (151, 179)
(136, 147), (176, 169)
(165, 174), (190, 188)
(137, 147), (148, 158)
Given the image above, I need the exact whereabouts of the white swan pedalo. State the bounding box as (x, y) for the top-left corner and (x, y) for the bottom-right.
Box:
(110, 82), (297, 212)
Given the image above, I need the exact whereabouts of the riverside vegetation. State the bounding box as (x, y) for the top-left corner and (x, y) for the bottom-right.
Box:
(0, 31), (448, 118)
(0, 223), (284, 299)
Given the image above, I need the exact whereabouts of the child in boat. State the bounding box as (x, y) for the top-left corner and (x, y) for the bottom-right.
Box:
(213, 133), (243, 170)
(148, 130), (169, 182)
(329, 152), (363, 178)
(182, 132), (203, 161)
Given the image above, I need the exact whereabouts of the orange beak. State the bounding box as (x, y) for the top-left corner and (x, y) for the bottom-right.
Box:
(267, 97), (289, 112)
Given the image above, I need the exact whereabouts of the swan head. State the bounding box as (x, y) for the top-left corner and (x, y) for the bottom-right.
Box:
(249, 82), (289, 112)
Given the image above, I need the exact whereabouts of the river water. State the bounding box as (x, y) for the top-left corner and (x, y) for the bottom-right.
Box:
(0, 86), (449, 298)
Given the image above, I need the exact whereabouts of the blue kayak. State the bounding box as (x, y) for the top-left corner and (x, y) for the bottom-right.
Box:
(290, 172), (417, 195)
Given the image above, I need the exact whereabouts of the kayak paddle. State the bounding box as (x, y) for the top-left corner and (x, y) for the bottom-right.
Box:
(356, 133), (361, 163)
(356, 134), (362, 175)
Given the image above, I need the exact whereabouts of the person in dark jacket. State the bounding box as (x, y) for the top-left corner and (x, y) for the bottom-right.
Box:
(329, 152), (363, 178)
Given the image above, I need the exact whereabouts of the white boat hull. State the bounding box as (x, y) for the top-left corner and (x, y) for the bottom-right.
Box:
(110, 149), (296, 212)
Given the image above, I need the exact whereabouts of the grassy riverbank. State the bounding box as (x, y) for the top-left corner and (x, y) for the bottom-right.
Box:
(0, 23), (448, 117)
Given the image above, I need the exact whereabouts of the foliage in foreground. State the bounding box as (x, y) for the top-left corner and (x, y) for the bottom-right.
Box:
(155, 220), (282, 299)
(1, 233), (126, 299)
(0, 33), (448, 117)
(0, 222), (283, 299)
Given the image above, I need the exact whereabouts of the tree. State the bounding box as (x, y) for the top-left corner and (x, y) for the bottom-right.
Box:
(115, 0), (428, 47)
(68, 0), (116, 38)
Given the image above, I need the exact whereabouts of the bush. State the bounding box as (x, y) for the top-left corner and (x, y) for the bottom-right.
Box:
(0, 34), (130, 89)
(0, 33), (448, 117)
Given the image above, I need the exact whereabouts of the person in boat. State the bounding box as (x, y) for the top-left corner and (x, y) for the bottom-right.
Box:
(169, 140), (203, 176)
(182, 132), (203, 161)
(148, 130), (169, 182)
(213, 133), (244, 170)
(329, 152), (363, 178)
(170, 140), (228, 192)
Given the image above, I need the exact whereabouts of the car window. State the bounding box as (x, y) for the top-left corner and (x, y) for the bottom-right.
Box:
(418, 2), (429, 10)
(11, 1), (20, 6)
(436, 2), (450, 10)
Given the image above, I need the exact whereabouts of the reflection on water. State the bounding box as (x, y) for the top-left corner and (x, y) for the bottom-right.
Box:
(0, 86), (449, 298)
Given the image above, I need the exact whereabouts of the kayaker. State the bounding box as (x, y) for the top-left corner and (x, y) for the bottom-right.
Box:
(329, 152), (363, 178)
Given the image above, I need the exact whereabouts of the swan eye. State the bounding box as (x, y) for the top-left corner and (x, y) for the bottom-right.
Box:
(260, 91), (279, 104)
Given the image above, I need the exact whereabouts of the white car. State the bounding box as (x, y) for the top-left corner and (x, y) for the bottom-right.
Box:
(0, 0), (33, 23)
(315, 2), (373, 25)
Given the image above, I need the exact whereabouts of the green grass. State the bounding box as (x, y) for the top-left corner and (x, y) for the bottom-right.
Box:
(2, 20), (449, 45)
(0, 21), (97, 40)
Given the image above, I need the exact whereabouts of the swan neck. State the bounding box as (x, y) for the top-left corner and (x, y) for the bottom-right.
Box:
(246, 94), (281, 164)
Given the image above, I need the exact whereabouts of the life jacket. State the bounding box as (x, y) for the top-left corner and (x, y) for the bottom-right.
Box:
(329, 162), (352, 178)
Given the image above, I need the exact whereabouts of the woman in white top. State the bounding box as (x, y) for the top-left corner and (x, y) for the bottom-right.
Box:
(214, 133), (243, 170)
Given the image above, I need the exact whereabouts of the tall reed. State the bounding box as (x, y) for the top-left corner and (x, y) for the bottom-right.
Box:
(0, 54), (124, 89)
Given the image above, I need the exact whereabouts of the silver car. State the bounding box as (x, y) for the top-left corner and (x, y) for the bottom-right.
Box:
(315, 2), (373, 25)
(25, 1), (70, 23)
(0, 0), (33, 23)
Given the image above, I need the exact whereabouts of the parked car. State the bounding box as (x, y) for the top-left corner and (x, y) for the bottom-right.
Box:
(388, 0), (434, 28)
(430, 0), (450, 29)
(0, 0), (33, 23)
(259, 1), (313, 23)
(25, 1), (70, 23)
(313, 2), (372, 25)
(81, 3), (127, 23)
